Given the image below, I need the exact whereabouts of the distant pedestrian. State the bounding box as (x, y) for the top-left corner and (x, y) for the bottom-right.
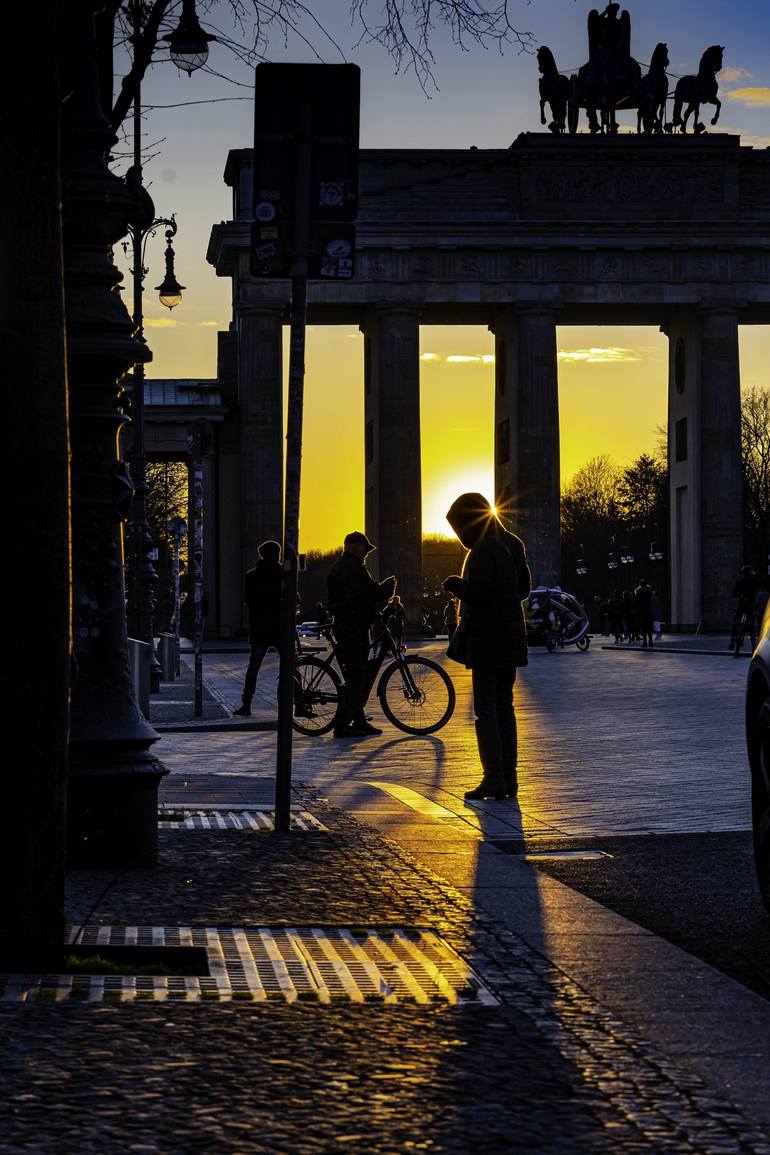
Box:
(443, 493), (531, 800)
(635, 578), (655, 648)
(598, 595), (610, 636)
(443, 595), (459, 641)
(233, 541), (283, 717)
(730, 565), (768, 651)
(381, 593), (406, 649)
(608, 589), (624, 644)
(420, 607), (436, 637)
(327, 532), (396, 738)
(623, 588), (637, 642)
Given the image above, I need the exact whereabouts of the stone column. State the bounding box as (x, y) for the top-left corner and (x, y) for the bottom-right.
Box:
(202, 447), (217, 636)
(667, 309), (702, 629)
(492, 307), (519, 527)
(667, 307), (742, 630)
(700, 308), (743, 628)
(237, 308), (283, 593)
(362, 308), (422, 627)
(514, 308), (561, 588)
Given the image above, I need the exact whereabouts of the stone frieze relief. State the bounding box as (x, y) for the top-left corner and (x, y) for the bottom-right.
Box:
(531, 165), (724, 204)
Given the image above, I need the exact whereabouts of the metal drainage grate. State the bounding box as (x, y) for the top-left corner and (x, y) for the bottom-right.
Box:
(157, 809), (328, 832)
(487, 841), (612, 862)
(1, 927), (497, 1006)
(522, 849), (612, 862)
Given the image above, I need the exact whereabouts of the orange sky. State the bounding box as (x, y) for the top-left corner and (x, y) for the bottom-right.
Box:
(144, 318), (768, 551)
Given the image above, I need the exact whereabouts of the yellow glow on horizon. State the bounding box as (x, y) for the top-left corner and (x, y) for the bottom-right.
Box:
(142, 315), (769, 554)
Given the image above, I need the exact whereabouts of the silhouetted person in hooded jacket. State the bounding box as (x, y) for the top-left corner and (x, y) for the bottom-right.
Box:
(443, 493), (531, 800)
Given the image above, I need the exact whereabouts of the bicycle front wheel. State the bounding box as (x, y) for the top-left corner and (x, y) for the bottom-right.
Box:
(293, 656), (341, 736)
(378, 656), (455, 735)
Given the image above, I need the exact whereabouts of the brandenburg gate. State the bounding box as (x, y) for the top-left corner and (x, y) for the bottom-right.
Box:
(207, 133), (769, 631)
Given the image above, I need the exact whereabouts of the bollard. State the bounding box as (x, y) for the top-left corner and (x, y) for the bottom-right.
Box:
(159, 632), (178, 682)
(127, 636), (151, 718)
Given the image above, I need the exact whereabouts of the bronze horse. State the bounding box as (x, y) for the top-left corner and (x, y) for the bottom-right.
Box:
(671, 45), (723, 133)
(537, 46), (571, 133)
(636, 42), (669, 134)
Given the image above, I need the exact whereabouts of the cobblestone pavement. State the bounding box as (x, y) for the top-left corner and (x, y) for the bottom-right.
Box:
(3, 640), (769, 1152)
(1, 795), (768, 1153)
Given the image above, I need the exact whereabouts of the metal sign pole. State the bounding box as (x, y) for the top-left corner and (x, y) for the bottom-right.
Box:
(275, 104), (312, 832)
(168, 515), (187, 677)
(186, 426), (205, 718)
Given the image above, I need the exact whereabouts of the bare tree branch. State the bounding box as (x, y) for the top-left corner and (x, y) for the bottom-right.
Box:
(108, 0), (535, 136)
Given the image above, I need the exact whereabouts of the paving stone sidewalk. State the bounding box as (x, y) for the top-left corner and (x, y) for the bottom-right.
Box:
(2, 787), (770, 1153)
(4, 643), (769, 1153)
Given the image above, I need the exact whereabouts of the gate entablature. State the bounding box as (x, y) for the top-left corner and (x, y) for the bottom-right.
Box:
(210, 136), (769, 324)
(207, 135), (769, 630)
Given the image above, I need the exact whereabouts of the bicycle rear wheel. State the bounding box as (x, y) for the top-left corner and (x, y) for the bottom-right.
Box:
(292, 656), (341, 735)
(378, 656), (455, 735)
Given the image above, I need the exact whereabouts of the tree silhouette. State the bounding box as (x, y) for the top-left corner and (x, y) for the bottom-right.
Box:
(616, 453), (667, 532)
(741, 386), (770, 570)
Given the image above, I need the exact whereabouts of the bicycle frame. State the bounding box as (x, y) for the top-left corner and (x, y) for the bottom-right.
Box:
(301, 606), (422, 704)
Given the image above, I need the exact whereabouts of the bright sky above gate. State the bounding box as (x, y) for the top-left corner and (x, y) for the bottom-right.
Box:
(114, 0), (770, 549)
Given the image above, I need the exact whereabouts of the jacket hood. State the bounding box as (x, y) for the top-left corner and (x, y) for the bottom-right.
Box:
(446, 492), (497, 549)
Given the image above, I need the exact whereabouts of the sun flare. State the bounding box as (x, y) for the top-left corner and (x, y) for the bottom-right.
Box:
(423, 468), (495, 536)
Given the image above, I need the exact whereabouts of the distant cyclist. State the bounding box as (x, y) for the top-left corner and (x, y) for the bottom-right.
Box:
(730, 566), (766, 652)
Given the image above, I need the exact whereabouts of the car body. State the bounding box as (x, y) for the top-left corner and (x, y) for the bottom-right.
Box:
(297, 621), (321, 639)
(746, 598), (770, 914)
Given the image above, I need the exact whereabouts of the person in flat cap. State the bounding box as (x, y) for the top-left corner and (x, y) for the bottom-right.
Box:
(327, 532), (396, 737)
(443, 493), (531, 800)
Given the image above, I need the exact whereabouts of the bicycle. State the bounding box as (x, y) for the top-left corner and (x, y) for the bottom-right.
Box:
(292, 602), (456, 737)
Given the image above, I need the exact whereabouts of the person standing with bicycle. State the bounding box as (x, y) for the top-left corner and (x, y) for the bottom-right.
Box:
(327, 532), (396, 739)
(730, 566), (767, 653)
(443, 493), (531, 800)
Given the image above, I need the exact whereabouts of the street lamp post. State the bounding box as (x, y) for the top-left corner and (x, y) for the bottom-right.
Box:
(648, 523), (664, 564)
(124, 0), (192, 701)
(168, 515), (188, 677)
(125, 206), (184, 698)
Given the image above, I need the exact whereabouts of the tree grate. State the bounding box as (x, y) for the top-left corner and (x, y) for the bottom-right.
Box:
(157, 809), (328, 832)
(1, 926), (497, 1006)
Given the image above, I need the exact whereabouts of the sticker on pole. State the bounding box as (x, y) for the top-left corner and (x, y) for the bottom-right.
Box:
(308, 222), (356, 279)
